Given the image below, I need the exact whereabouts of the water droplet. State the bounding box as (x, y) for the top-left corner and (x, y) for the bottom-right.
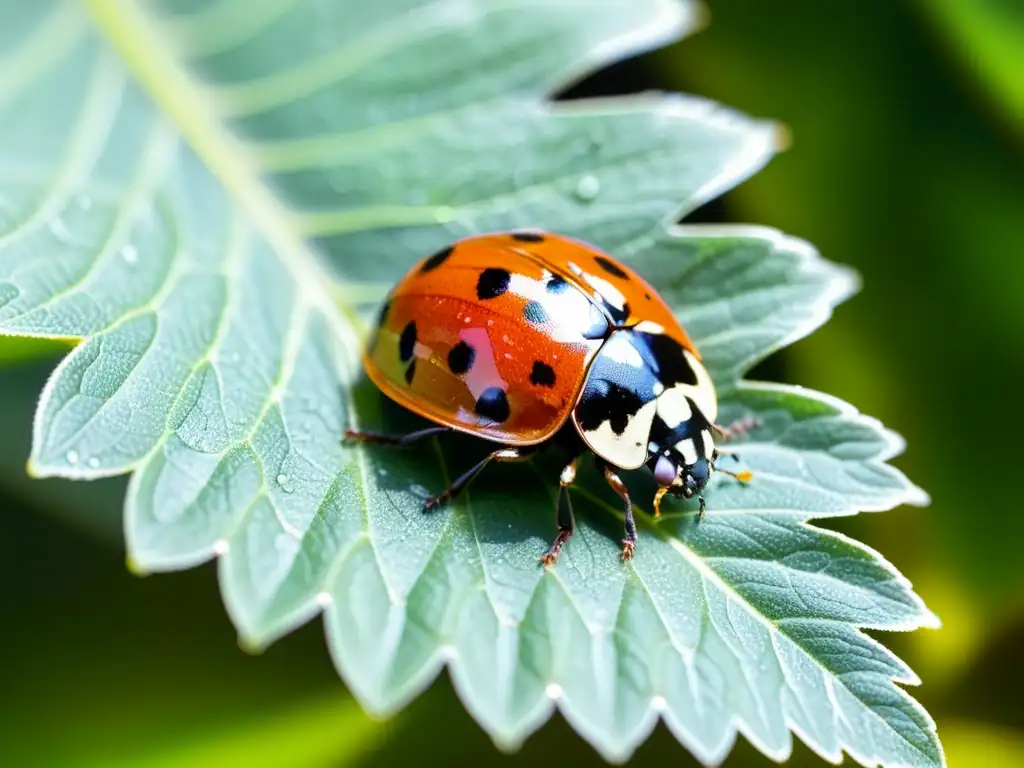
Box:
(121, 243), (138, 264)
(574, 175), (601, 202)
(276, 473), (293, 492)
(87, 457), (99, 468)
(66, 449), (79, 465)
(213, 539), (230, 555)
(315, 591), (333, 607)
(546, 683), (564, 700)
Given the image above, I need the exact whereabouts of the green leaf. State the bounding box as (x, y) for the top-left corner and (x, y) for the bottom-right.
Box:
(0, 1), (943, 766)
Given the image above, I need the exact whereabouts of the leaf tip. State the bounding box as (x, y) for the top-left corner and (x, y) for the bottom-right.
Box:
(920, 606), (943, 630)
(904, 482), (932, 508)
(690, 0), (712, 35)
(24, 456), (47, 479)
(770, 119), (793, 152)
(125, 554), (151, 577)
(237, 632), (269, 655)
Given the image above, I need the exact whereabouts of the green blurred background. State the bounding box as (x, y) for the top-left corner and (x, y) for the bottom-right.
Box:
(3, 1), (1022, 765)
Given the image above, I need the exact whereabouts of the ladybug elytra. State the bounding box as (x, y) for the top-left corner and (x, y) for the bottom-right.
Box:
(345, 231), (756, 564)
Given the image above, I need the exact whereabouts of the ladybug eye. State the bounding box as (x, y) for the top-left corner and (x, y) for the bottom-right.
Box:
(653, 455), (677, 486)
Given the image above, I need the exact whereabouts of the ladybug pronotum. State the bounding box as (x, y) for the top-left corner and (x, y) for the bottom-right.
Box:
(345, 231), (756, 564)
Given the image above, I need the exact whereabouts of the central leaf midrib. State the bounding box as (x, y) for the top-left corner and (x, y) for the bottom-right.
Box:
(83, 0), (357, 352)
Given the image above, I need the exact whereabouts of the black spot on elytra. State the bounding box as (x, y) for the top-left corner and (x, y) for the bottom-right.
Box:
(477, 268), (511, 300)
(420, 245), (454, 273)
(644, 292), (651, 300)
(475, 387), (510, 423)
(399, 321), (417, 362)
(511, 231), (545, 243)
(404, 358), (417, 384)
(447, 340), (475, 375)
(575, 379), (645, 436)
(530, 361), (556, 387)
(524, 300), (548, 325)
(594, 255), (628, 279)
(641, 331), (697, 386)
(546, 274), (569, 293)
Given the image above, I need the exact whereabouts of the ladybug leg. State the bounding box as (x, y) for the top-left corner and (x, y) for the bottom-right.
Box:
(541, 458), (579, 567)
(600, 463), (637, 562)
(712, 416), (761, 443)
(424, 445), (537, 509)
(343, 425), (451, 447)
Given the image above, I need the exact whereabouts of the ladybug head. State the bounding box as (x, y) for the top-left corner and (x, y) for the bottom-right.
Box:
(649, 449), (714, 517)
(651, 451), (712, 495)
(649, 442), (754, 518)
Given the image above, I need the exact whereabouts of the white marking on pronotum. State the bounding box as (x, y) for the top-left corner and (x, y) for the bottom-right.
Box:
(684, 349), (719, 423)
(600, 331), (644, 367)
(701, 428), (715, 458)
(676, 438), (699, 466)
(656, 385), (693, 427)
(580, 398), (657, 470)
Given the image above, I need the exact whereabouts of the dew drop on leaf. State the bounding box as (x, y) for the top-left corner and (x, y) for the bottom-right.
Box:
(574, 174), (600, 201)
(87, 457), (99, 468)
(65, 449), (78, 465)
(121, 244), (138, 264)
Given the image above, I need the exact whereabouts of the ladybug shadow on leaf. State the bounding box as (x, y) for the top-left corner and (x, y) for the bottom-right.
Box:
(345, 374), (565, 549)
(344, 374), (709, 560)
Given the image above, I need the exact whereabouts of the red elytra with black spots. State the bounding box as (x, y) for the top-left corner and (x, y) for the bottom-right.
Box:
(350, 231), (755, 564)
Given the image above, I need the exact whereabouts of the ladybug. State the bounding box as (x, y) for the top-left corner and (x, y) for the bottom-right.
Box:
(344, 231), (756, 564)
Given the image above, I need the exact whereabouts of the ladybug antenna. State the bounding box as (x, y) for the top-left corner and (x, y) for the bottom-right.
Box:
(716, 466), (753, 484)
